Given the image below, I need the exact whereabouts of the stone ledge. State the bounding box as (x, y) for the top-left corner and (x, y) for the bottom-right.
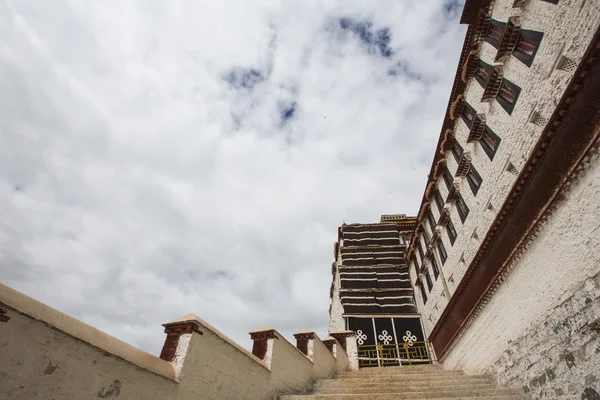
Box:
(0, 283), (177, 381)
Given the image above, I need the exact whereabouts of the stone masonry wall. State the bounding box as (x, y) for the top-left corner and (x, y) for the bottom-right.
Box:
(441, 149), (600, 400)
(492, 270), (600, 399)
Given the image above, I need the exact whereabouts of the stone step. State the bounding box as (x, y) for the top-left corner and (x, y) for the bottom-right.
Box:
(326, 375), (496, 385)
(280, 395), (528, 400)
(337, 368), (464, 377)
(316, 381), (496, 392)
(315, 387), (520, 397)
(317, 376), (494, 388)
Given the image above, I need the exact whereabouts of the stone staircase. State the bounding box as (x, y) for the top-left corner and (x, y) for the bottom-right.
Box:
(280, 365), (529, 400)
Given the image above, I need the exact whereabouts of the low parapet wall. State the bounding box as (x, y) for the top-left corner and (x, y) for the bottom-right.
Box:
(0, 283), (356, 400)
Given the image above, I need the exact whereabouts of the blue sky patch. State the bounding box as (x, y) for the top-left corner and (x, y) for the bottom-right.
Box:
(338, 18), (394, 58)
(225, 68), (265, 90)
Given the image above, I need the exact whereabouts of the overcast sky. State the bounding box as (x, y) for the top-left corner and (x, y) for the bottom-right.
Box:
(0, 0), (466, 355)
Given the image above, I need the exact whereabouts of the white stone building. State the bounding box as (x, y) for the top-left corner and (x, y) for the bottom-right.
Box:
(404, 0), (600, 397)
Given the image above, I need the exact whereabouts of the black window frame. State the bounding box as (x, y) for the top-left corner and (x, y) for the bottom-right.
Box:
(417, 240), (425, 261)
(485, 19), (507, 49)
(480, 126), (501, 161)
(438, 240), (448, 264)
(419, 283), (428, 304)
(466, 165), (483, 196)
(496, 78), (521, 115)
(540, 0), (558, 4)
(460, 102), (477, 129)
(484, 19), (506, 48)
(513, 29), (544, 67)
(446, 218), (457, 246)
(451, 140), (464, 163)
(456, 193), (470, 223)
(446, 218), (457, 245)
(422, 227), (430, 247)
(413, 257), (420, 276)
(427, 210), (436, 232)
(431, 256), (440, 280)
(442, 165), (453, 190)
(434, 189), (445, 213)
(474, 60), (493, 88)
(425, 269), (433, 292)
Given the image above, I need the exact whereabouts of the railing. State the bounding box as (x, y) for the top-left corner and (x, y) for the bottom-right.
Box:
(357, 341), (432, 368)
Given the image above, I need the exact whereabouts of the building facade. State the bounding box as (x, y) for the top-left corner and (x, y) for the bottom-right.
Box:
(403, 0), (600, 397)
(328, 214), (430, 367)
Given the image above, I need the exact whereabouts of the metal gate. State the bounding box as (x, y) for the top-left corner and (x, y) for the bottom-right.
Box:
(348, 317), (431, 368)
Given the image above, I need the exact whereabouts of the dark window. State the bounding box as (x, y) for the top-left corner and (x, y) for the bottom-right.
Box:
(422, 227), (430, 247)
(446, 218), (457, 245)
(485, 20), (506, 49)
(540, 0), (558, 4)
(413, 257), (420, 276)
(496, 78), (521, 115)
(513, 30), (544, 67)
(466, 165), (483, 195)
(460, 102), (477, 128)
(431, 256), (440, 280)
(438, 241), (448, 264)
(474, 60), (493, 88)
(456, 194), (470, 223)
(442, 165), (453, 190)
(418, 241), (425, 261)
(425, 269), (433, 292)
(419, 283), (428, 304)
(451, 140), (464, 163)
(427, 210), (436, 232)
(434, 190), (445, 213)
(480, 126), (501, 161)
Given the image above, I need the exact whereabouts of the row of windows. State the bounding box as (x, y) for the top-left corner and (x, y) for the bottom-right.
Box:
(416, 4), (558, 309)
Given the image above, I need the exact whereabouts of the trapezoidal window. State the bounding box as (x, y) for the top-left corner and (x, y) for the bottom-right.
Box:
(474, 60), (493, 89)
(434, 189), (445, 213)
(442, 164), (454, 190)
(466, 165), (483, 196)
(427, 210), (436, 232)
(431, 255), (440, 280)
(437, 240), (447, 265)
(413, 257), (420, 276)
(485, 19), (506, 49)
(419, 283), (428, 304)
(425, 269), (434, 292)
(460, 102), (477, 129)
(422, 226), (430, 247)
(480, 126), (501, 160)
(496, 78), (521, 115)
(451, 140), (464, 163)
(446, 218), (457, 245)
(456, 193), (470, 223)
(513, 29), (544, 67)
(418, 240), (425, 261)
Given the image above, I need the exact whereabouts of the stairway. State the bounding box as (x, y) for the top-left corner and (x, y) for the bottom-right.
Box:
(279, 365), (529, 399)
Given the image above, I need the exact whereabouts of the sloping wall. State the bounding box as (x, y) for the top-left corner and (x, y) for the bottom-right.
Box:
(0, 283), (353, 400)
(442, 149), (600, 399)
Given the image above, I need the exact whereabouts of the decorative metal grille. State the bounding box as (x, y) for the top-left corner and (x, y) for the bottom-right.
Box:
(357, 340), (431, 368)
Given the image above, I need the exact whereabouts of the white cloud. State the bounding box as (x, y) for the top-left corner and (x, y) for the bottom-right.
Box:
(0, 0), (466, 354)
